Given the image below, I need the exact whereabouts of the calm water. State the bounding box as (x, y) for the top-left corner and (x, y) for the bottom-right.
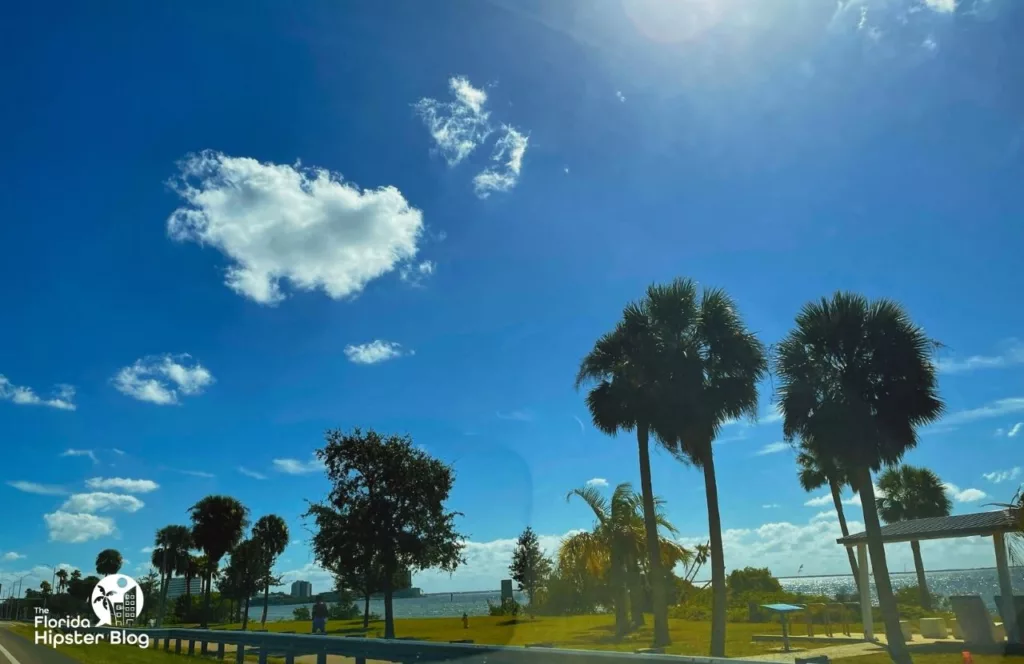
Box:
(250, 568), (1024, 621)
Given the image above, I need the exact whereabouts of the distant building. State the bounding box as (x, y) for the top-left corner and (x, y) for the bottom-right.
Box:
(166, 577), (203, 600)
(112, 586), (138, 626)
(291, 580), (312, 598)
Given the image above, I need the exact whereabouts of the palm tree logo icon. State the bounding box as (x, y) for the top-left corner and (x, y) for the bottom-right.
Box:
(94, 584), (117, 615)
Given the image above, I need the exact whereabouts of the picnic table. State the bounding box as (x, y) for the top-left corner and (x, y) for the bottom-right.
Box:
(761, 603), (805, 652)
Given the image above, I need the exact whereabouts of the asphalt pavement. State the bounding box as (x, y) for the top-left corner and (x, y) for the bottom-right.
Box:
(0, 624), (79, 664)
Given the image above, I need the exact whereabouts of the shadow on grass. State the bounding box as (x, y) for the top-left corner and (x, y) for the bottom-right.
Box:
(495, 619), (540, 627)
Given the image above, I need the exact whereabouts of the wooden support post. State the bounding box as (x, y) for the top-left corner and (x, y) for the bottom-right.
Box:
(995, 532), (1020, 644)
(858, 544), (873, 642)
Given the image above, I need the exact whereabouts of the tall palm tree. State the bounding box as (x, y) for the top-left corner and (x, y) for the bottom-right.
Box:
(566, 483), (690, 636)
(55, 569), (68, 594)
(576, 289), (679, 647)
(70, 569), (82, 582)
(155, 524), (193, 627)
(189, 495), (250, 628)
(251, 514), (289, 628)
(877, 465), (951, 610)
(95, 549), (123, 576)
(642, 281), (767, 658)
(797, 445), (861, 590)
(776, 292), (943, 664)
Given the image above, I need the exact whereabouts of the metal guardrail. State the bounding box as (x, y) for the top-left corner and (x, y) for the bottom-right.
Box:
(90, 626), (776, 664)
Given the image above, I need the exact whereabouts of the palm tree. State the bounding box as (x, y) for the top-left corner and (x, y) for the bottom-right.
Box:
(565, 483), (690, 636)
(55, 569), (68, 594)
(70, 569), (82, 582)
(251, 514), (289, 628)
(877, 465), (951, 610)
(189, 495), (249, 628)
(154, 524), (193, 627)
(96, 549), (123, 576)
(93, 584), (116, 615)
(638, 281), (766, 658)
(776, 292), (943, 664)
(797, 445), (861, 590)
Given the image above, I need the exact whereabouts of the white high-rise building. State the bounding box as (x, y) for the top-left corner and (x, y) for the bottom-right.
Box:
(290, 580), (312, 598)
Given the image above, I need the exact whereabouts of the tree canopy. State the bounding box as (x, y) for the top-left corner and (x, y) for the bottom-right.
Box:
(509, 526), (553, 606)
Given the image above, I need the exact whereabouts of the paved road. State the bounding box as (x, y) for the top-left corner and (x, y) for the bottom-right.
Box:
(0, 624), (78, 664)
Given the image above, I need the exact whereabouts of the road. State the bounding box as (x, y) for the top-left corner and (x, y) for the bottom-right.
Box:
(0, 624), (78, 664)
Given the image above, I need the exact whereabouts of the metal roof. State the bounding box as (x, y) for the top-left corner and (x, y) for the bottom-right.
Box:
(837, 509), (1019, 546)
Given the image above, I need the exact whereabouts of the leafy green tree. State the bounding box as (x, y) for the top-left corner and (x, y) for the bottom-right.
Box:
(39, 580), (52, 596)
(307, 428), (465, 639)
(776, 292), (943, 664)
(726, 567), (782, 595)
(797, 446), (861, 590)
(877, 465), (951, 610)
(565, 483), (688, 635)
(509, 526), (553, 609)
(189, 495), (250, 628)
(68, 574), (99, 602)
(95, 549), (123, 576)
(251, 514), (289, 628)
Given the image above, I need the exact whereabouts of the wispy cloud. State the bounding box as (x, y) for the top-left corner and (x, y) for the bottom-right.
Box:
(61, 449), (98, 464)
(762, 504), (780, 509)
(944, 483), (987, 503)
(496, 410), (534, 422)
(399, 261), (435, 287)
(982, 467), (1021, 484)
(473, 125), (528, 199)
(1009, 423), (1022, 438)
(7, 481), (68, 496)
(573, 415), (585, 433)
(273, 457), (323, 475)
(755, 441), (790, 456)
(0, 375), (76, 411)
(585, 478), (608, 488)
(238, 467), (267, 480)
(344, 340), (410, 365)
(937, 340), (1024, 374)
(415, 76), (493, 166)
(85, 477), (159, 493)
(111, 448), (125, 456)
(60, 492), (144, 514)
(176, 469), (215, 479)
(2, 551), (25, 561)
(941, 397), (1024, 426)
(113, 354), (213, 405)
(923, 0), (956, 13)
(615, 91), (626, 103)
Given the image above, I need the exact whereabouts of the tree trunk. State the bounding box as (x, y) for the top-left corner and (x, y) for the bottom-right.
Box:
(201, 572), (213, 629)
(629, 562), (645, 628)
(830, 480), (861, 593)
(261, 582), (270, 627)
(383, 574), (395, 639)
(363, 593), (371, 628)
(856, 468), (913, 664)
(241, 595), (250, 631)
(636, 423), (671, 647)
(910, 541), (931, 610)
(611, 551), (628, 637)
(703, 454), (727, 658)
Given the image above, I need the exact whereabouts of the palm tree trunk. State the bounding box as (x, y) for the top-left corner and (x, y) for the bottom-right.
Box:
(636, 423), (671, 647)
(629, 562), (645, 628)
(856, 468), (913, 664)
(383, 574), (395, 639)
(702, 453), (727, 658)
(261, 582), (270, 627)
(201, 572), (213, 629)
(910, 541), (931, 611)
(830, 480), (861, 593)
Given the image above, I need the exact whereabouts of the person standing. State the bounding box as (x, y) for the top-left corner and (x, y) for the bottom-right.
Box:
(312, 596), (329, 634)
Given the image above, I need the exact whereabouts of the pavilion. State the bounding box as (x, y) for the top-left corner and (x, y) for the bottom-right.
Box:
(837, 508), (1021, 644)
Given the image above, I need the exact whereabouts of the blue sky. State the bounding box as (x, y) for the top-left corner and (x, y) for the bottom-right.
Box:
(2, 0), (1023, 595)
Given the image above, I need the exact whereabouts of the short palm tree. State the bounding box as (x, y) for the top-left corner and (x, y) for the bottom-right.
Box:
(189, 495), (250, 628)
(95, 549), (123, 576)
(776, 292), (943, 664)
(154, 524), (193, 627)
(55, 569), (68, 594)
(565, 482), (690, 636)
(797, 445), (861, 590)
(877, 465), (951, 610)
(252, 514), (289, 628)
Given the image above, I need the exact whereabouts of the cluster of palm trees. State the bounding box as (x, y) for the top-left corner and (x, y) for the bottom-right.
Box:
(151, 495), (289, 629)
(578, 281), (942, 664)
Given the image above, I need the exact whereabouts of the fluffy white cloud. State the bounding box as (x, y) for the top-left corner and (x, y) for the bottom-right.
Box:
(937, 340), (1024, 374)
(585, 478), (609, 488)
(272, 457), (323, 475)
(113, 354), (213, 405)
(85, 477), (159, 493)
(60, 492), (144, 514)
(2, 551), (25, 561)
(755, 441), (790, 456)
(473, 125), (528, 199)
(415, 76), (493, 166)
(982, 467), (1021, 484)
(343, 340), (409, 365)
(238, 467), (267, 480)
(0, 375), (76, 411)
(944, 483), (987, 503)
(60, 449), (98, 464)
(168, 151), (424, 305)
(804, 489), (867, 508)
(7, 480), (68, 495)
(44, 511), (116, 543)
(924, 0), (956, 12)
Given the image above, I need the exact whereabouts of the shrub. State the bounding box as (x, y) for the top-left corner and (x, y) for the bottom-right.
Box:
(727, 567), (783, 595)
(487, 598), (521, 617)
(329, 602), (360, 620)
(293, 606), (311, 620)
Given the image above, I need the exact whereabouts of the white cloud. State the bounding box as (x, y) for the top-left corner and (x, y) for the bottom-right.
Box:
(272, 457), (323, 475)
(1009, 423), (1022, 438)
(573, 415), (585, 433)
(922, 36), (938, 51)
(982, 467), (1020, 484)
(85, 477), (159, 493)
(7, 481), (68, 495)
(168, 150), (424, 305)
(3, 552), (25, 561)
(755, 441), (790, 456)
(178, 469), (215, 479)
(473, 125), (528, 199)
(238, 467), (267, 480)
(44, 511), (116, 543)
(399, 260), (435, 286)
(141, 546), (154, 554)
(762, 504), (781, 509)
(924, 0), (956, 12)
(496, 409), (534, 422)
(944, 483), (987, 503)
(111, 448), (125, 456)
(415, 76), (493, 166)
(343, 340), (409, 365)
(60, 492), (144, 514)
(615, 91), (626, 102)
(804, 489), (867, 507)
(941, 397), (1024, 425)
(113, 354), (213, 405)
(0, 375), (76, 411)
(585, 478), (609, 488)
(937, 340), (1024, 374)
(60, 449), (98, 464)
